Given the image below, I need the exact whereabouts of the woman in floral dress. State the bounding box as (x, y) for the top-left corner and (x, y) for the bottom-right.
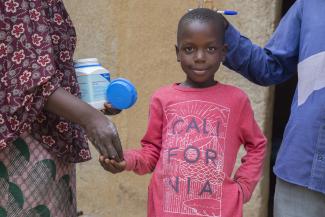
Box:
(0, 0), (123, 216)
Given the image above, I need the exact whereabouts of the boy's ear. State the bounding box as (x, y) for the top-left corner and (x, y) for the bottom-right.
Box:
(223, 43), (228, 52)
(222, 44), (228, 62)
(175, 45), (180, 62)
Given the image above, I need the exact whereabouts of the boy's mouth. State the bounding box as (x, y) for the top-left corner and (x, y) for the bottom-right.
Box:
(192, 68), (209, 74)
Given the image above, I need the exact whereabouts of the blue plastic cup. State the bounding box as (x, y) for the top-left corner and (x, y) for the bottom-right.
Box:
(106, 78), (137, 110)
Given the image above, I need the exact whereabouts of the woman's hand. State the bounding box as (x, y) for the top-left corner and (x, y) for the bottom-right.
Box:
(45, 87), (124, 161)
(101, 103), (122, 116)
(84, 111), (123, 161)
(99, 155), (126, 173)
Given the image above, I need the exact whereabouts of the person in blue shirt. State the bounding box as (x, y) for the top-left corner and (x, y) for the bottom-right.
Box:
(222, 0), (325, 216)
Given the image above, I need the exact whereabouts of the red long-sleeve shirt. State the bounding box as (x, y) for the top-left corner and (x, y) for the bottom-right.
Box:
(124, 83), (267, 217)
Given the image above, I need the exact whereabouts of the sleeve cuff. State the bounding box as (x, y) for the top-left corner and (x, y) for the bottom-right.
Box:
(124, 150), (136, 171)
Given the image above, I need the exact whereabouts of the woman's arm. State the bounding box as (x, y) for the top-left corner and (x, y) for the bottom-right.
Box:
(45, 87), (123, 161)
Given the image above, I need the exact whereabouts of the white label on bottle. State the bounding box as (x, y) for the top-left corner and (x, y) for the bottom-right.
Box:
(77, 73), (110, 104)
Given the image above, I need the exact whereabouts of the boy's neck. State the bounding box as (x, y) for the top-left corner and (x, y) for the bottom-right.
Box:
(180, 80), (218, 88)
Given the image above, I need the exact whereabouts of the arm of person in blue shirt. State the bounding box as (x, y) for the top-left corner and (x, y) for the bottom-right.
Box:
(223, 0), (302, 86)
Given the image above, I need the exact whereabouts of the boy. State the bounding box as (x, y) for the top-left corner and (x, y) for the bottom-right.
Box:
(101, 8), (267, 217)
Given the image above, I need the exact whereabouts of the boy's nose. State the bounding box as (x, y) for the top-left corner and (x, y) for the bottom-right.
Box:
(194, 50), (206, 62)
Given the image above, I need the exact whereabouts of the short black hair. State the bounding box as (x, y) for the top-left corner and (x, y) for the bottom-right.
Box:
(177, 8), (225, 44)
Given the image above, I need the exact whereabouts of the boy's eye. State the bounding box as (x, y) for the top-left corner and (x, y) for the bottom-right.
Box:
(184, 47), (194, 53)
(207, 47), (217, 52)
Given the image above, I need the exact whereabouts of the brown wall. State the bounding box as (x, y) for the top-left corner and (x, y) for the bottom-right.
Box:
(64, 0), (281, 216)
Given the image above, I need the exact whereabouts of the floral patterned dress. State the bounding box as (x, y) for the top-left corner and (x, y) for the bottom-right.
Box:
(0, 0), (91, 216)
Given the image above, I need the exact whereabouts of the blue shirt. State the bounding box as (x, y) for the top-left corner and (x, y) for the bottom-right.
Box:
(224, 0), (325, 194)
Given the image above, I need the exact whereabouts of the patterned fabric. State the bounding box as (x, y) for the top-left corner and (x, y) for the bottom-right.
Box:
(0, 133), (77, 217)
(0, 0), (91, 162)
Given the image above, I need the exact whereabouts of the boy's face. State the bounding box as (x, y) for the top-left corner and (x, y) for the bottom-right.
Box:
(176, 21), (227, 87)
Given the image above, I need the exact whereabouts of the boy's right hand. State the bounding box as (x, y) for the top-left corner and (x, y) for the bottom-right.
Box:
(99, 155), (126, 174)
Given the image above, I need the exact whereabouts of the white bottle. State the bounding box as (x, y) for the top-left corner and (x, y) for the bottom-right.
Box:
(74, 58), (110, 110)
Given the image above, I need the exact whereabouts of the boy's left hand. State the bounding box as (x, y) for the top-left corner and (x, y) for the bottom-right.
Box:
(101, 103), (122, 116)
(99, 155), (126, 173)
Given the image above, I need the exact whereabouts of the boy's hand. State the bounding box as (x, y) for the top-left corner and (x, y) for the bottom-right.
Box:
(99, 155), (126, 173)
(101, 103), (122, 116)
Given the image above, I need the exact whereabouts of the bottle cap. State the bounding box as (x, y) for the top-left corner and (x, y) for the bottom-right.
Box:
(106, 78), (137, 110)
